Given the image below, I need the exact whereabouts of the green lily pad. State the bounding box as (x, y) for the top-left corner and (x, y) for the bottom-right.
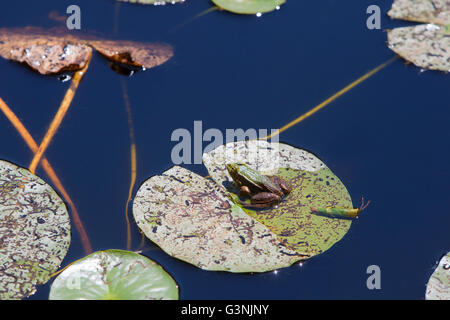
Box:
(203, 141), (353, 258)
(387, 0), (450, 72)
(211, 0), (285, 14)
(133, 166), (300, 273)
(426, 252), (450, 300)
(0, 160), (71, 300)
(118, 0), (186, 4)
(49, 249), (178, 300)
(134, 141), (355, 272)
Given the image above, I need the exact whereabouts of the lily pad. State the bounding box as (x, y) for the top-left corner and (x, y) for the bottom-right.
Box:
(426, 252), (450, 300)
(0, 160), (71, 300)
(133, 141), (354, 272)
(49, 249), (178, 300)
(211, 0), (285, 14)
(388, 0), (450, 25)
(118, 0), (186, 4)
(203, 141), (353, 258)
(387, 24), (450, 72)
(387, 0), (450, 72)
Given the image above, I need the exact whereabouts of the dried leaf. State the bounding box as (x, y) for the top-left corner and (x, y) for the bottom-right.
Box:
(0, 28), (92, 75)
(90, 40), (173, 69)
(0, 27), (173, 74)
(0, 160), (71, 300)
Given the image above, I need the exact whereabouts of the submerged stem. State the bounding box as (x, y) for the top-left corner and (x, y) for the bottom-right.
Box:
(264, 56), (399, 140)
(120, 79), (136, 251)
(28, 53), (92, 174)
(0, 97), (92, 254)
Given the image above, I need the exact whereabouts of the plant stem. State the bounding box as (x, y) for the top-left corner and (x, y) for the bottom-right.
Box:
(0, 96), (92, 254)
(28, 53), (92, 174)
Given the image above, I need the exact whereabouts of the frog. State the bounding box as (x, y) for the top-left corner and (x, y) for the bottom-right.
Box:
(226, 163), (292, 208)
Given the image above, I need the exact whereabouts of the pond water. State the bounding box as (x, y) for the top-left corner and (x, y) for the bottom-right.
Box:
(0, 0), (449, 299)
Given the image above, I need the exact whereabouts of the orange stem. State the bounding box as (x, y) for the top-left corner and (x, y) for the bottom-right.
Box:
(29, 54), (92, 174)
(0, 96), (92, 254)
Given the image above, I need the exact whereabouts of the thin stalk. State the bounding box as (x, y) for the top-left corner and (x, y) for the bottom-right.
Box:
(29, 53), (92, 174)
(166, 6), (219, 34)
(0, 97), (92, 254)
(120, 79), (136, 251)
(264, 56), (399, 140)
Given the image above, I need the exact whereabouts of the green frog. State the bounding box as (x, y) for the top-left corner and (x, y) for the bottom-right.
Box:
(226, 163), (292, 208)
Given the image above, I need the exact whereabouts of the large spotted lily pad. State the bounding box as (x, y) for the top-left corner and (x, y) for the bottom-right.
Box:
(387, 0), (450, 72)
(133, 141), (354, 272)
(0, 160), (71, 300)
(49, 249), (178, 300)
(426, 252), (450, 300)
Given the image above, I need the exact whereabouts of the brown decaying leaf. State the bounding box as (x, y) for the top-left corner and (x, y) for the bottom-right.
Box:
(0, 27), (173, 74)
(90, 40), (173, 69)
(0, 28), (92, 75)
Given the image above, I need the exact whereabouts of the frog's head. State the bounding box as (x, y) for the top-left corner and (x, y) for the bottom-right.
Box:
(226, 163), (245, 182)
(226, 163), (239, 178)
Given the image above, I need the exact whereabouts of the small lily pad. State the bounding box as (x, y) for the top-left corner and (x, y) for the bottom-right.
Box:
(212, 0), (285, 14)
(49, 249), (179, 300)
(134, 141), (355, 272)
(387, 0), (450, 72)
(0, 160), (71, 300)
(426, 252), (450, 300)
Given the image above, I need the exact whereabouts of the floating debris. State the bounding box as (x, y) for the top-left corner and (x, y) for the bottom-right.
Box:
(0, 27), (173, 75)
(0, 28), (92, 75)
(90, 39), (173, 70)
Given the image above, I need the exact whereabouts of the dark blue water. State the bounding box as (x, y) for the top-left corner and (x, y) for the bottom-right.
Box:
(0, 0), (449, 299)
